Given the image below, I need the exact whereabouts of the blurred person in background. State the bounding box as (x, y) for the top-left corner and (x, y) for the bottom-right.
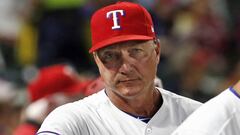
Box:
(13, 64), (103, 135)
(172, 80), (240, 135)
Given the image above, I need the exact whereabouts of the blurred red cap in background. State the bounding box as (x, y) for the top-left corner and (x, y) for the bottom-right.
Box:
(28, 64), (91, 102)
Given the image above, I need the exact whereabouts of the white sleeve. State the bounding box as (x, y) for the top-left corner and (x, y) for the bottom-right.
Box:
(37, 104), (88, 135)
(172, 88), (240, 135)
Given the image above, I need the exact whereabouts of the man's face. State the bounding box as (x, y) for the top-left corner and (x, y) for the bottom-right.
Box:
(94, 40), (160, 99)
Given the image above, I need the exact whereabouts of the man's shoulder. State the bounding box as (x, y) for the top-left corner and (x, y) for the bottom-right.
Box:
(157, 87), (202, 114)
(157, 88), (202, 105)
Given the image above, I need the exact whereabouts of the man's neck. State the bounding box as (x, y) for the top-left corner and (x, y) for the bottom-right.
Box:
(106, 87), (162, 117)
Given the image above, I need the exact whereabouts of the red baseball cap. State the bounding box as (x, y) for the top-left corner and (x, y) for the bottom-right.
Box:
(89, 2), (156, 53)
(28, 64), (91, 102)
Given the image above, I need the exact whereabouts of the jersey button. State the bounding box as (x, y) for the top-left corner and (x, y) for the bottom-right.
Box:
(146, 127), (152, 134)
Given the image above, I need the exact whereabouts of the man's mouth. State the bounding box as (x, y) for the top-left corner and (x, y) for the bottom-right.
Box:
(118, 78), (140, 83)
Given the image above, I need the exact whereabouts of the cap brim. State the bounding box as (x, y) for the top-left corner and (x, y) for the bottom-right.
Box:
(89, 35), (154, 53)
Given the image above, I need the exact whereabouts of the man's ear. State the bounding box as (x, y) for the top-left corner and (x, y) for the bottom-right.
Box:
(93, 52), (102, 68)
(154, 39), (161, 64)
(93, 52), (98, 63)
(155, 43), (160, 56)
(153, 39), (160, 55)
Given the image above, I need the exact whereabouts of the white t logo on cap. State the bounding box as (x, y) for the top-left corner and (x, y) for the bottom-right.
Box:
(106, 10), (125, 30)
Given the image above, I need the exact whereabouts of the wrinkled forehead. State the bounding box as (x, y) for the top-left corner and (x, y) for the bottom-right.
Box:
(95, 40), (154, 52)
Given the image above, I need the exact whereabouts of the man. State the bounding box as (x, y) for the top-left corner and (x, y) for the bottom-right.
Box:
(37, 2), (202, 135)
(172, 80), (240, 135)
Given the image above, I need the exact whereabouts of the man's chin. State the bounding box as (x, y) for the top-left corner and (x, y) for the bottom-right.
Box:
(118, 87), (143, 98)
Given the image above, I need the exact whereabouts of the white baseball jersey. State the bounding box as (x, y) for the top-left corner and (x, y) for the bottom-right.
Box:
(37, 88), (201, 135)
(172, 87), (240, 135)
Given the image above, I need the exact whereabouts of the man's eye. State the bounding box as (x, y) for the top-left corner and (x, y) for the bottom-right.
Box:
(129, 48), (146, 59)
(130, 48), (143, 55)
(104, 53), (113, 60)
(101, 52), (118, 62)
(132, 48), (142, 53)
